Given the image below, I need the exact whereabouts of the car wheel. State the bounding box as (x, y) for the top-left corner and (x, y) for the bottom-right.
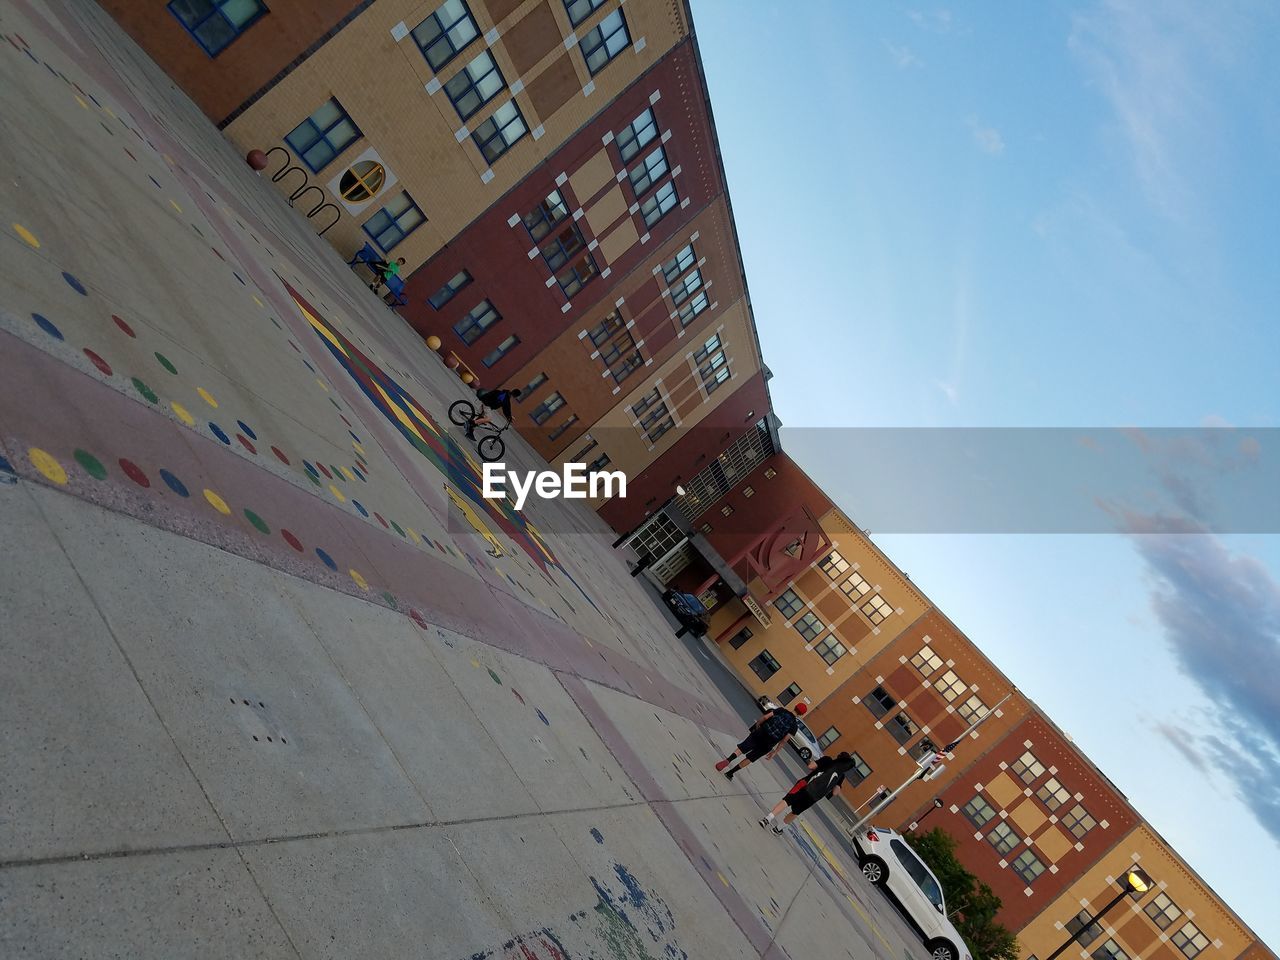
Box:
(798, 748), (812, 762)
(860, 856), (887, 886)
(928, 941), (958, 960)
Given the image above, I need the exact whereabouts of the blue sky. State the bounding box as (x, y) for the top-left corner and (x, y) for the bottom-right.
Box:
(692, 0), (1280, 949)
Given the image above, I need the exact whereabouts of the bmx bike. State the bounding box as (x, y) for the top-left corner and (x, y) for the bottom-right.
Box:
(448, 399), (508, 462)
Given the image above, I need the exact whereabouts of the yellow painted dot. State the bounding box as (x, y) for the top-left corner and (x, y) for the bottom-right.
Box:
(203, 489), (231, 514)
(340, 466), (355, 481)
(28, 448), (67, 485)
(74, 95), (88, 109)
(104, 107), (115, 118)
(171, 401), (194, 426)
(163, 154), (174, 165)
(252, 296), (263, 307)
(470, 658), (482, 669)
(352, 442), (366, 456)
(349, 569), (368, 590)
(717, 872), (729, 887)
(12, 224), (40, 248)
(169, 199), (182, 213)
(315, 378), (328, 392)
(197, 387), (218, 408)
(328, 484), (345, 502)
(406, 527), (421, 544)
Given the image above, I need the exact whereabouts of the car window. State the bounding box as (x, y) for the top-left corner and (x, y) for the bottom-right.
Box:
(890, 840), (934, 891)
(796, 721), (813, 739)
(919, 872), (945, 910)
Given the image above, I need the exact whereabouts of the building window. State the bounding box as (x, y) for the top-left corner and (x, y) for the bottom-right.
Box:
(1066, 911), (1103, 947)
(571, 436), (596, 461)
(985, 821), (1020, 856)
(957, 694), (988, 724)
(662, 243), (696, 283)
(933, 669), (966, 702)
(563, 0), (604, 27)
(670, 268), (703, 306)
(887, 711), (918, 745)
(1145, 893), (1183, 931)
(588, 452), (611, 472)
(1062, 803), (1096, 839)
(720, 504), (733, 517)
(820, 551), (850, 579)
(529, 392), (565, 426)
(728, 626), (753, 650)
(481, 334), (520, 367)
(1036, 777), (1071, 812)
(472, 100), (528, 163)
(632, 388), (673, 442)
(1011, 850), (1045, 884)
(793, 612), (824, 642)
(168, 0), (266, 57)
(839, 571), (872, 598)
(677, 291), (709, 326)
(777, 682), (802, 706)
(580, 9), (630, 74)
(557, 254), (599, 299)
(629, 146), (669, 197)
(773, 588), (803, 620)
(547, 413), (579, 442)
(865, 685), (895, 719)
(818, 726), (841, 749)
(694, 335), (729, 393)
(541, 222), (587, 271)
(814, 635), (847, 666)
(445, 49), (505, 120)
(765, 467), (777, 479)
(518, 372), (547, 399)
(285, 99), (360, 173)
(524, 190), (570, 241)
(910, 644), (943, 677)
(962, 795), (996, 828)
(452, 299), (501, 345)
(428, 269), (473, 309)
(845, 752), (872, 787)
(412, 0), (478, 71)
(1091, 941), (1131, 960)
(600, 334), (643, 384)
(339, 160), (386, 202)
(1172, 923), (1209, 960)
(743, 485), (755, 498)
(641, 180), (678, 228)
(861, 593), (893, 625)
(363, 192), (426, 252)
(588, 311), (624, 345)
(749, 649), (781, 681)
(1011, 750), (1045, 785)
(616, 107), (658, 163)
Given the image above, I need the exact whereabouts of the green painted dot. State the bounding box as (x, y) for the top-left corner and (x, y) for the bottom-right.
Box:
(305, 472), (321, 487)
(382, 591), (398, 609)
(487, 668), (502, 685)
(154, 352), (178, 375)
(131, 377), (158, 403)
(73, 449), (107, 480)
(390, 520), (406, 538)
(244, 509), (270, 534)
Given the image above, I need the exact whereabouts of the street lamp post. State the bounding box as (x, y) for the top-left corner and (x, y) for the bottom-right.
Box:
(1041, 867), (1153, 960)
(903, 798), (945, 833)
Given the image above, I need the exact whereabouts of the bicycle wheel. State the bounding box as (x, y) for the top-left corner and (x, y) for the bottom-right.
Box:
(448, 399), (476, 426)
(477, 434), (505, 462)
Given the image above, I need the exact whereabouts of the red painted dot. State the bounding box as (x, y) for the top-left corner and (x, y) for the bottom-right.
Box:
(83, 348), (112, 375)
(409, 609), (429, 630)
(316, 463), (332, 479)
(374, 512), (389, 529)
(212, 248), (224, 261)
(236, 434), (257, 454)
(124, 148), (137, 162)
(271, 446), (290, 465)
(340, 415), (353, 428)
(281, 529), (304, 552)
(288, 341), (300, 353)
(118, 458), (150, 487)
(111, 314), (136, 337)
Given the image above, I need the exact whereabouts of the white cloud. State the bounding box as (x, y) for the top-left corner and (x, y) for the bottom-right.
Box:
(935, 380), (959, 405)
(883, 40), (923, 69)
(966, 116), (1005, 155)
(907, 8), (953, 33)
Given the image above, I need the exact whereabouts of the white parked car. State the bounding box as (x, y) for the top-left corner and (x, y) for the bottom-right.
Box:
(852, 826), (972, 960)
(755, 697), (823, 762)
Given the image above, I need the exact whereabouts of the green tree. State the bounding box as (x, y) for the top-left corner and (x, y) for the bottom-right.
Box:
(905, 828), (1020, 960)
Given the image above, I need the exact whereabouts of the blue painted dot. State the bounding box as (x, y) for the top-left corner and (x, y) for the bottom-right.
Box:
(148, 175), (161, 189)
(31, 313), (64, 340)
(236, 420), (257, 440)
(303, 461), (319, 478)
(302, 360), (316, 374)
(590, 828), (605, 844)
(0, 454), (16, 483)
(351, 500), (369, 517)
(159, 469), (189, 497)
(536, 709), (550, 726)
(61, 272), (87, 295)
(88, 93), (101, 108)
(208, 422), (230, 444)
(233, 272), (246, 285)
(352, 467), (366, 482)
(348, 431), (362, 443)
(315, 548), (336, 570)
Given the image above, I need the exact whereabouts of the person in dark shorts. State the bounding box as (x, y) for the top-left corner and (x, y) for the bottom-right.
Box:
(465, 386), (522, 439)
(759, 751), (858, 834)
(714, 702), (807, 781)
(368, 256), (406, 294)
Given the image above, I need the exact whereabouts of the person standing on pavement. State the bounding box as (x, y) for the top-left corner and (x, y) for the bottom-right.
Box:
(759, 751), (858, 834)
(715, 702), (807, 780)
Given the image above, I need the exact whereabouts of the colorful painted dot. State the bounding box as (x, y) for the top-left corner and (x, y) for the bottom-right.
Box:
(244, 509), (270, 534)
(470, 659), (481, 669)
(148, 176), (161, 189)
(281, 529), (303, 551)
(171, 401), (194, 426)
(316, 463), (331, 479)
(74, 94), (88, 109)
(302, 360), (316, 374)
(316, 548), (336, 569)
(73, 449), (107, 480)
(487, 668), (502, 685)
(328, 484), (345, 502)
(329, 466), (343, 481)
(61, 272), (87, 295)
(536, 709), (550, 726)
(304, 471), (321, 487)
(351, 500), (368, 517)
(409, 609), (429, 630)
(197, 387), (218, 408)
(154, 352), (178, 375)
(352, 467), (366, 482)
(83, 348), (112, 375)
(12, 223), (39, 248)
(237, 421), (257, 440)
(374, 512), (389, 529)
(390, 520), (406, 538)
(511, 689), (525, 705)
(271, 446), (290, 465)
(381, 592), (397, 609)
(168, 199), (182, 213)
(31, 313), (63, 340)
(252, 296), (263, 307)
(130, 378), (157, 404)
(236, 434), (256, 454)
(203, 489), (231, 513)
(349, 431), (362, 444)
(159, 469), (189, 497)
(407, 528), (421, 544)
(112, 314), (136, 337)
(315, 378), (328, 392)
(304, 461), (319, 478)
(208, 422), (230, 444)
(118, 458), (150, 488)
(349, 569), (368, 590)
(233, 272), (246, 286)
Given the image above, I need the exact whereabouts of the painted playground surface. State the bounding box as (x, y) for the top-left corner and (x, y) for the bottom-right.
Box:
(0, 2), (928, 957)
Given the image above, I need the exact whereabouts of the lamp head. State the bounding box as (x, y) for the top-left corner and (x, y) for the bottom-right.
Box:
(1123, 867), (1152, 895)
(675, 485), (687, 496)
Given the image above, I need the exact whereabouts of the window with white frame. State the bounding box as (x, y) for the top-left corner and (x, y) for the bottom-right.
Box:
(662, 243), (696, 283)
(412, 0), (479, 71)
(1011, 750), (1045, 784)
(670, 268), (703, 305)
(445, 49), (505, 120)
(1036, 777), (1071, 812)
(934, 669), (967, 702)
(1172, 923), (1209, 960)
(641, 180), (678, 228)
(580, 9), (630, 74)
(677, 291), (708, 326)
(839, 571), (872, 598)
(1012, 850), (1045, 884)
(793, 612), (824, 642)
(910, 644), (943, 676)
(632, 388), (673, 442)
(616, 107), (657, 163)
(957, 694), (988, 724)
(524, 190), (569, 241)
(861, 593), (893, 625)
(773, 588), (803, 619)
(814, 635), (847, 666)
(985, 821), (1020, 856)
(1062, 803), (1096, 839)
(820, 551), (850, 579)
(1145, 893), (1182, 930)
(962, 794), (996, 827)
(629, 146), (669, 197)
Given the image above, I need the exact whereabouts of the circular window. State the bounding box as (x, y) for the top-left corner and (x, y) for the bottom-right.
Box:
(339, 160), (386, 202)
